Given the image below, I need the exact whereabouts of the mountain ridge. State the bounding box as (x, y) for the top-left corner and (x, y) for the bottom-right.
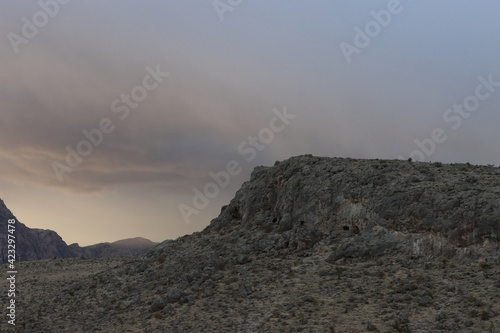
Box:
(0, 200), (158, 262)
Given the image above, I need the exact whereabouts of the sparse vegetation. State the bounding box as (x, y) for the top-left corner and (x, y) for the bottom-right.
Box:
(480, 261), (492, 270)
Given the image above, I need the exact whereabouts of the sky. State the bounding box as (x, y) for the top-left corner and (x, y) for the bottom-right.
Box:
(1, 1), (499, 246)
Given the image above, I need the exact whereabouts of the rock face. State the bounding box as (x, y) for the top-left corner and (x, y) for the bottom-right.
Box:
(0, 200), (157, 263)
(0, 200), (76, 262)
(2, 156), (499, 332)
(209, 155), (499, 260)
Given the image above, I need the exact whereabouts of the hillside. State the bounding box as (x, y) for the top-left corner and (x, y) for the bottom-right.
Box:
(2, 156), (499, 332)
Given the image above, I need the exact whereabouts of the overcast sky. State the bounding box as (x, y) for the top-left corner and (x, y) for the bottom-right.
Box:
(1, 1), (499, 246)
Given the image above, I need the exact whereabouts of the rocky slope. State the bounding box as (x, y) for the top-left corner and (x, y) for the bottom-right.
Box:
(2, 156), (499, 332)
(0, 200), (157, 263)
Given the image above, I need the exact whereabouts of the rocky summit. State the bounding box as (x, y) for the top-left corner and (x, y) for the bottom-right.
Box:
(2, 155), (499, 332)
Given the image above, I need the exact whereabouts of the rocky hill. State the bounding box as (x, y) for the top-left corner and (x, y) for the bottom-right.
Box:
(2, 156), (499, 332)
(0, 200), (157, 263)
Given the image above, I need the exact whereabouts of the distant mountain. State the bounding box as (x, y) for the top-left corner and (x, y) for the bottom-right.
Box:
(71, 237), (159, 258)
(111, 237), (158, 248)
(0, 199), (158, 263)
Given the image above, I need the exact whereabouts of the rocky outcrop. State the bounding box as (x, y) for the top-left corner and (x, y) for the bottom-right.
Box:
(0, 199), (157, 263)
(209, 155), (499, 260)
